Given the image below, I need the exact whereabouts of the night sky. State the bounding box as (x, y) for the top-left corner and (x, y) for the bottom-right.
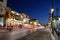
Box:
(7, 0), (60, 25)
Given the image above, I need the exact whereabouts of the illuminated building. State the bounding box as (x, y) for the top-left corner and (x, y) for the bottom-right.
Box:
(0, 0), (7, 26)
(22, 13), (30, 24)
(0, 0), (7, 7)
(0, 0), (40, 29)
(29, 19), (39, 26)
(4, 10), (30, 26)
(29, 19), (40, 29)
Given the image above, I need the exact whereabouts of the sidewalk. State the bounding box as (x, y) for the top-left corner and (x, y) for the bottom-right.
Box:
(46, 28), (58, 40)
(53, 31), (58, 40)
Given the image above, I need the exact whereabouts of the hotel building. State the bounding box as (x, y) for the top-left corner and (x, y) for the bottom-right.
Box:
(0, 0), (7, 26)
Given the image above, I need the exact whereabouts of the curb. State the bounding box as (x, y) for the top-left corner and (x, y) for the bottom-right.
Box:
(46, 29), (55, 40)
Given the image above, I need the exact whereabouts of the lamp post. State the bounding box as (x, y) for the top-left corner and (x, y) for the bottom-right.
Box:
(50, 8), (54, 23)
(50, 8), (54, 34)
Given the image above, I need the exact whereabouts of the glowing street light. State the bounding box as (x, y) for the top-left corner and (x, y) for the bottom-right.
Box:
(50, 8), (54, 14)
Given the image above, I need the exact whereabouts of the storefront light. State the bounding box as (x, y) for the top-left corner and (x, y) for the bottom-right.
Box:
(30, 22), (33, 24)
(16, 13), (20, 15)
(34, 22), (37, 25)
(21, 15), (23, 18)
(23, 19), (26, 22)
(38, 24), (41, 26)
(11, 11), (15, 13)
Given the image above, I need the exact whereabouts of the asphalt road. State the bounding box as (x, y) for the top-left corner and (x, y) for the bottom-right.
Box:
(0, 28), (58, 40)
(17, 29), (55, 40)
(0, 28), (29, 40)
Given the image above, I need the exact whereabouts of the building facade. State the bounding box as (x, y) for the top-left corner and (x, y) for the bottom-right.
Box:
(0, 0), (7, 7)
(4, 10), (30, 26)
(0, 0), (7, 26)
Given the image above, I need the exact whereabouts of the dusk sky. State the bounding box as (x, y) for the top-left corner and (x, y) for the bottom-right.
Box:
(7, 0), (60, 25)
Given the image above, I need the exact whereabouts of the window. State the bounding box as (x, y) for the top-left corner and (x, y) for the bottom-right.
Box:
(0, 0), (3, 2)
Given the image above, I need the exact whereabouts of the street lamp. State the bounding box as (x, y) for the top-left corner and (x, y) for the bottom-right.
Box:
(50, 8), (54, 32)
(50, 8), (54, 14)
(50, 8), (54, 22)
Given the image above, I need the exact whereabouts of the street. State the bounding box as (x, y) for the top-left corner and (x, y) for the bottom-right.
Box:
(17, 29), (55, 40)
(0, 0), (60, 40)
(0, 28), (59, 40)
(0, 28), (30, 40)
